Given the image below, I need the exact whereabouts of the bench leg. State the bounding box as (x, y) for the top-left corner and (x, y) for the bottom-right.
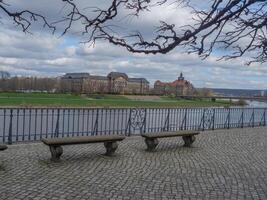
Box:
(0, 144), (7, 151)
(49, 145), (63, 161)
(104, 142), (118, 156)
(182, 136), (196, 147)
(145, 138), (159, 151)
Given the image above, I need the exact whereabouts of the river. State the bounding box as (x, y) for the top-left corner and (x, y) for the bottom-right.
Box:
(245, 100), (267, 108)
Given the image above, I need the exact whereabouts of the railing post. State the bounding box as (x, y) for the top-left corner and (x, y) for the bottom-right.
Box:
(168, 109), (171, 131)
(264, 109), (266, 127)
(227, 109), (230, 129)
(93, 109), (99, 136)
(22, 108), (25, 141)
(3, 109), (6, 143)
(126, 109), (132, 136)
(54, 109), (60, 138)
(28, 109), (32, 141)
(241, 109), (244, 128)
(180, 108), (188, 131)
(34, 109), (37, 141)
(184, 108), (187, 130)
(252, 108), (255, 128)
(202, 109), (205, 131)
(212, 108), (215, 130)
(202, 108), (206, 131)
(164, 108), (170, 131)
(40, 109), (43, 139)
(8, 109), (13, 145)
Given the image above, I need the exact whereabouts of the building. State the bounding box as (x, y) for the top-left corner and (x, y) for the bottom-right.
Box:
(60, 73), (91, 94)
(154, 73), (195, 96)
(127, 78), (150, 94)
(60, 72), (149, 94)
(107, 72), (128, 94)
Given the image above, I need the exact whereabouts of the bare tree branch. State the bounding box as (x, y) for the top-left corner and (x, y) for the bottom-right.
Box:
(0, 0), (266, 64)
(0, 0), (56, 33)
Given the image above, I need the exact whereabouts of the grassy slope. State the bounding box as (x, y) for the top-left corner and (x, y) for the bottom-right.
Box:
(0, 93), (232, 108)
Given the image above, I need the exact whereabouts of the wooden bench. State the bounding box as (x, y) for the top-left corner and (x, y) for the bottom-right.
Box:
(41, 135), (125, 161)
(141, 131), (199, 151)
(0, 144), (7, 151)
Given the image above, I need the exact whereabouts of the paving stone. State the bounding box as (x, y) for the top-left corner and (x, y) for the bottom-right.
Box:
(0, 127), (266, 199)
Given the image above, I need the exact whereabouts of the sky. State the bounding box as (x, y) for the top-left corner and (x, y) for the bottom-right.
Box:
(0, 0), (266, 90)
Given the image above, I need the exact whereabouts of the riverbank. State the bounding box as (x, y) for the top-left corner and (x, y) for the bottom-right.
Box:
(0, 93), (234, 108)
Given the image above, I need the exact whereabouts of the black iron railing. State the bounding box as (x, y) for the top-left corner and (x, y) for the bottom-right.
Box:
(0, 107), (266, 144)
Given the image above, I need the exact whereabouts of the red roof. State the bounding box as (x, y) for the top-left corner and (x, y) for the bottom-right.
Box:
(155, 79), (188, 87)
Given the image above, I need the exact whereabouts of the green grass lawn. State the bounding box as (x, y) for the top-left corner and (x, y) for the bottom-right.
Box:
(0, 92), (233, 108)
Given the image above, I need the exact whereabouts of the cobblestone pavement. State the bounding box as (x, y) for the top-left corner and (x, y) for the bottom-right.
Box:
(0, 127), (266, 200)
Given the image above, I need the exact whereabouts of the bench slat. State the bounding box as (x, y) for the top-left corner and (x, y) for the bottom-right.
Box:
(42, 135), (125, 146)
(141, 131), (199, 139)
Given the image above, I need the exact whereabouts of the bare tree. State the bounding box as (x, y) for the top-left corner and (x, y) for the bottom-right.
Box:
(1, 0), (266, 64)
(197, 88), (213, 97)
(0, 70), (10, 79)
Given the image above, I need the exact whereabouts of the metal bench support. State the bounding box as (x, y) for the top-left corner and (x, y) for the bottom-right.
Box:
(145, 138), (159, 151)
(0, 145), (7, 151)
(182, 135), (196, 147)
(49, 146), (63, 161)
(104, 141), (118, 156)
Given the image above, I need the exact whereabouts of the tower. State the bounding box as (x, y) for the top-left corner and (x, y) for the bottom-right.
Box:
(178, 72), (184, 81)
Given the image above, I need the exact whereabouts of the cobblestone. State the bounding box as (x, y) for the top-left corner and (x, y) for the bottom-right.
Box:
(0, 127), (266, 199)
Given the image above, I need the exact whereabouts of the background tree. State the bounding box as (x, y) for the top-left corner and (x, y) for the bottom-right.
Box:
(0, 0), (266, 64)
(0, 71), (10, 92)
(0, 71), (10, 79)
(197, 88), (213, 97)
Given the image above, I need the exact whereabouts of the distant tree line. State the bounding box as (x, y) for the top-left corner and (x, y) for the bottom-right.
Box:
(0, 73), (60, 92)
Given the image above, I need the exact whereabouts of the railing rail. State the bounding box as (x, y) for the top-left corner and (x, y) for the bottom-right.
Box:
(0, 107), (266, 144)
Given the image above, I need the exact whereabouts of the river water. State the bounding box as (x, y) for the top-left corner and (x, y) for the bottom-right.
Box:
(245, 100), (267, 108)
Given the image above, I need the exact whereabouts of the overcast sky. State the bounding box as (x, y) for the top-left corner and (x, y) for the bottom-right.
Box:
(0, 0), (266, 90)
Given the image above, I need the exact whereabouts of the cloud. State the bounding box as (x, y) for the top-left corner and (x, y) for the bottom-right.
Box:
(0, 1), (266, 89)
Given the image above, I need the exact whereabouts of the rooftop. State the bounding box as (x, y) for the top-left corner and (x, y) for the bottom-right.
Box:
(154, 72), (192, 87)
(107, 72), (128, 80)
(155, 79), (188, 87)
(62, 73), (90, 79)
(61, 72), (149, 83)
(89, 75), (108, 80)
(128, 78), (149, 83)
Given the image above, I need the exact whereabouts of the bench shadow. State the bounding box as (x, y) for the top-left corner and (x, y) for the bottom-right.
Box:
(37, 151), (123, 166)
(140, 141), (202, 154)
